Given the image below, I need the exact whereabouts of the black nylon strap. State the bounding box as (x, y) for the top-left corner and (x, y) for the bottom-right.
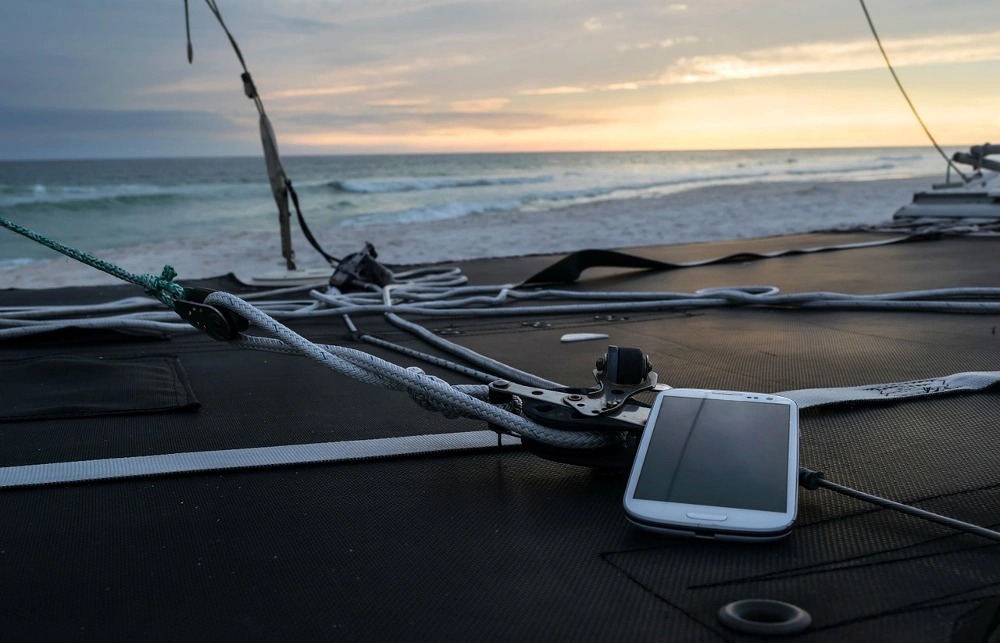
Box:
(287, 180), (340, 266)
(520, 249), (677, 286)
(519, 234), (935, 286)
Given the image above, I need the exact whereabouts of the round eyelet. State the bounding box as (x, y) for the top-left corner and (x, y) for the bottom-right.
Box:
(717, 599), (811, 636)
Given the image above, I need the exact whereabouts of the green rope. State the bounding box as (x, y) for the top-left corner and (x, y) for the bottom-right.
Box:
(0, 215), (184, 308)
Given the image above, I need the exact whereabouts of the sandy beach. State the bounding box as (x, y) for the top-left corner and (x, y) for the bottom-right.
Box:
(0, 176), (931, 290)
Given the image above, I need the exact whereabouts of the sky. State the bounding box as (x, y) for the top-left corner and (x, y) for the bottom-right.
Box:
(2, 0), (999, 159)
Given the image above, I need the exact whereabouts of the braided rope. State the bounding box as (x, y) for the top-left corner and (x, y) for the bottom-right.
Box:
(205, 291), (613, 450)
(0, 216), (183, 307)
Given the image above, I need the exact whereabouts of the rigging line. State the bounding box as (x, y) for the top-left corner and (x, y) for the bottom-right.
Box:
(196, 0), (339, 268)
(800, 468), (1000, 543)
(0, 215), (183, 308)
(203, 0), (249, 74)
(184, 0), (193, 63)
(858, 0), (970, 182)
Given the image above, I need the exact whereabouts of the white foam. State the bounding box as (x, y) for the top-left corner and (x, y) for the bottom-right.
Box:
(340, 199), (524, 226)
(0, 176), (931, 290)
(330, 174), (554, 194)
(0, 181), (268, 208)
(0, 257), (45, 272)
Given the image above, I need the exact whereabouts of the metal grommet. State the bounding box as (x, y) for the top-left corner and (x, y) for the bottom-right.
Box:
(717, 599), (811, 636)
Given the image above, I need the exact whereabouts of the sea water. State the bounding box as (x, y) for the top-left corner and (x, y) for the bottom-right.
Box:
(0, 147), (947, 271)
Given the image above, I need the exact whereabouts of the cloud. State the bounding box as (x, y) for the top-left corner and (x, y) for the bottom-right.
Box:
(660, 35), (700, 48)
(617, 35), (699, 52)
(519, 86), (588, 96)
(661, 31), (1000, 84)
(0, 104), (237, 135)
(265, 81), (408, 99)
(520, 81), (649, 96)
(261, 54), (484, 100)
(583, 17), (604, 33)
(283, 109), (598, 133)
(367, 99), (431, 107)
(525, 29), (1000, 99)
(281, 0), (491, 24)
(603, 82), (640, 91)
(0, 104), (245, 159)
(450, 98), (510, 113)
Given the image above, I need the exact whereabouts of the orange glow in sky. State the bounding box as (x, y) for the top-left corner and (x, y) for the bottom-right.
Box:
(5, 1), (999, 158)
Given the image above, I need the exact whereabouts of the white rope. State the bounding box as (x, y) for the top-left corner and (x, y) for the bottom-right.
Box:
(202, 291), (612, 450)
(4, 262), (1000, 450)
(384, 312), (564, 389)
(5, 283), (999, 340)
(6, 271), (1000, 339)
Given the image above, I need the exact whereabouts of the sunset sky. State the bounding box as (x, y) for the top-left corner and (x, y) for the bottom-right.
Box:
(2, 0), (998, 159)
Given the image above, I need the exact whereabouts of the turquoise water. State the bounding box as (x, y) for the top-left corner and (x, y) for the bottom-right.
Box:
(0, 148), (947, 269)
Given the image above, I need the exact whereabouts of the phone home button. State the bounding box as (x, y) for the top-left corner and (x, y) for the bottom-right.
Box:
(686, 512), (727, 521)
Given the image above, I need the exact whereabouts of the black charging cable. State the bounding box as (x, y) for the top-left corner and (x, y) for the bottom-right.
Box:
(799, 467), (1000, 544)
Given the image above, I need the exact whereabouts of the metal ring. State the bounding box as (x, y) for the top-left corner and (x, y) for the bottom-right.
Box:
(717, 599), (811, 636)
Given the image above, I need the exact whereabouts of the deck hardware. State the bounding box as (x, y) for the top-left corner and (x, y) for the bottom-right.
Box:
(486, 345), (668, 468)
(718, 600), (811, 636)
(488, 345), (665, 430)
(330, 243), (395, 290)
(174, 287), (249, 341)
(560, 333), (610, 343)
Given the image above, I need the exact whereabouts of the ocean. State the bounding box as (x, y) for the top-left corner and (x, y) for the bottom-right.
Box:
(0, 147), (946, 275)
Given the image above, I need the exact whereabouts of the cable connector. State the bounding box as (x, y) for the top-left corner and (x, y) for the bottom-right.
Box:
(798, 467), (826, 491)
(241, 72), (257, 99)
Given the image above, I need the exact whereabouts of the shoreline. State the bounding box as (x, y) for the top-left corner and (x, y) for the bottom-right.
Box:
(0, 176), (931, 290)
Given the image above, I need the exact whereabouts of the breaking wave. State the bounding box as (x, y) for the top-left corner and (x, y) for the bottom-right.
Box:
(326, 174), (554, 194)
(0, 182), (268, 211)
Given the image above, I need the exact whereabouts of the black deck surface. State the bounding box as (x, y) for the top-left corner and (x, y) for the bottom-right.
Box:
(1, 232), (998, 642)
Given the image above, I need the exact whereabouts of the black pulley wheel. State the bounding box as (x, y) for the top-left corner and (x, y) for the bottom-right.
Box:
(605, 346), (646, 385)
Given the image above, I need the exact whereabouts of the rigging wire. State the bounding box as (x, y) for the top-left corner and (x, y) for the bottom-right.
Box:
(183, 0), (193, 63)
(858, 0), (970, 182)
(800, 468), (1000, 544)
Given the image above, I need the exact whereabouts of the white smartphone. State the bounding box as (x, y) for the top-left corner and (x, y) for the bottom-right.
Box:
(623, 388), (799, 542)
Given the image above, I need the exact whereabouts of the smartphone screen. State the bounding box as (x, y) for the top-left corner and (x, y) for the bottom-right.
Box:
(632, 395), (791, 513)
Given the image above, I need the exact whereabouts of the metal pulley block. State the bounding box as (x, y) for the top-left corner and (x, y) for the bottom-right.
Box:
(487, 345), (667, 469)
(174, 287), (249, 341)
(488, 345), (667, 432)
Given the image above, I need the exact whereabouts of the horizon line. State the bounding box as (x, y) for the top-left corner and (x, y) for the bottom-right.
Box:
(0, 142), (972, 164)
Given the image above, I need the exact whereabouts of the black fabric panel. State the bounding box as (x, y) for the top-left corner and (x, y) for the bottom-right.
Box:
(952, 597), (1000, 643)
(0, 455), (697, 642)
(0, 354), (199, 422)
(0, 327), (172, 348)
(0, 341), (484, 467)
(0, 233), (997, 642)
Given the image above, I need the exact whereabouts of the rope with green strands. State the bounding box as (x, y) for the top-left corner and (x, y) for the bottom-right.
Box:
(0, 215), (184, 308)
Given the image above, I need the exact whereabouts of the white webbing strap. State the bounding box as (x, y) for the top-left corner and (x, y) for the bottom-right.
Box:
(781, 371), (1000, 409)
(0, 431), (519, 490)
(1, 371), (998, 490)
